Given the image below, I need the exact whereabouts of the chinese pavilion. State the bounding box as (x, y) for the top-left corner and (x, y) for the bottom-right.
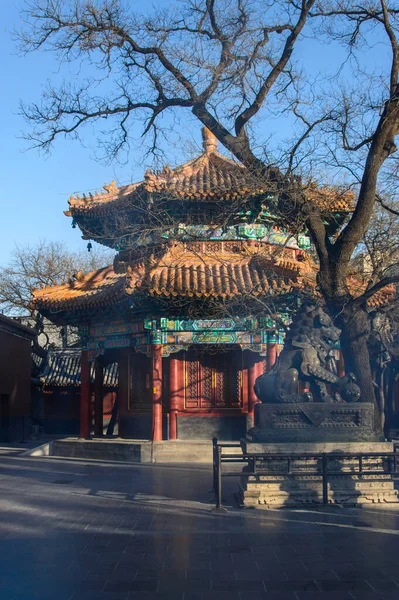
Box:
(33, 129), (353, 441)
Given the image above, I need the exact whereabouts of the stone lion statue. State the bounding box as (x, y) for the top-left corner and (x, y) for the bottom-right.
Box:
(254, 304), (361, 404)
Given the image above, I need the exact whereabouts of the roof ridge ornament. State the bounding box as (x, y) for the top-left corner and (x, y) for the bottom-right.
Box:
(103, 180), (117, 194)
(68, 193), (81, 206)
(202, 127), (218, 154)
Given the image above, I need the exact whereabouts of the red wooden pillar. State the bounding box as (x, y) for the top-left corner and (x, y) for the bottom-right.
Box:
(152, 344), (163, 441)
(267, 342), (278, 371)
(94, 358), (104, 436)
(169, 356), (180, 440)
(118, 348), (130, 439)
(242, 355), (249, 413)
(80, 350), (91, 438)
(247, 352), (264, 424)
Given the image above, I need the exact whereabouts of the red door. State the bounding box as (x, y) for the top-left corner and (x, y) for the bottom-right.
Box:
(184, 348), (242, 409)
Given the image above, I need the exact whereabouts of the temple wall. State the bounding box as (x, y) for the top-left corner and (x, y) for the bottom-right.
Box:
(118, 414), (250, 441)
(0, 327), (32, 442)
(176, 414), (250, 440)
(42, 388), (116, 435)
(119, 414), (168, 440)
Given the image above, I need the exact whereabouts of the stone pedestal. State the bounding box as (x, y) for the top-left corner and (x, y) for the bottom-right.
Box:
(239, 403), (397, 508)
(247, 402), (382, 443)
(239, 441), (398, 507)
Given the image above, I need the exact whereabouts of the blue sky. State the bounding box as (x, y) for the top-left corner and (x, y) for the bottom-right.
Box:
(0, 2), (391, 268)
(1, 0), (212, 268)
(0, 3), (143, 266)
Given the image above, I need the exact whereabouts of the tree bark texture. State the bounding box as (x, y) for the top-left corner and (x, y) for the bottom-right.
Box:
(333, 303), (382, 432)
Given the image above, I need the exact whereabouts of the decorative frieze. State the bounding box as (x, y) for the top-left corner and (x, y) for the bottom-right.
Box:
(86, 317), (287, 353)
(160, 223), (310, 249)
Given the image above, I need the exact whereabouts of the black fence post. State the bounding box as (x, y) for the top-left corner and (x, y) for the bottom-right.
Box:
(211, 442), (228, 514)
(212, 437), (217, 494)
(216, 446), (223, 509)
(322, 453), (328, 505)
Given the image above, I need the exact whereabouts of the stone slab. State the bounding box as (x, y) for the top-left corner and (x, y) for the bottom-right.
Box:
(247, 402), (382, 443)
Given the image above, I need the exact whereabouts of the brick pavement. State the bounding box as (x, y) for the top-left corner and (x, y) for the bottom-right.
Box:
(0, 454), (399, 599)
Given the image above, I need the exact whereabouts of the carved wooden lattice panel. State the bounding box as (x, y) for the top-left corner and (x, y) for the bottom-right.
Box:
(227, 352), (242, 408)
(185, 352), (200, 408)
(214, 354), (231, 408)
(201, 356), (214, 408)
(184, 348), (243, 409)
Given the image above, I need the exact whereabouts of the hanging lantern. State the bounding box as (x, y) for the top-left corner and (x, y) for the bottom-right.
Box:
(87, 242), (92, 252)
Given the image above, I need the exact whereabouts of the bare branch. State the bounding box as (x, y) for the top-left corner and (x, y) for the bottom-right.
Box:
(376, 192), (399, 216)
(234, 0), (316, 135)
(353, 272), (399, 306)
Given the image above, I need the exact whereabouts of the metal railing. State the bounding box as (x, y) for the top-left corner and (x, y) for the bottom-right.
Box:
(212, 438), (399, 511)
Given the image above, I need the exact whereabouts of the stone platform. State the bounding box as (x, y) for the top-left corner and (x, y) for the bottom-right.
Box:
(29, 437), (241, 463)
(239, 440), (398, 508)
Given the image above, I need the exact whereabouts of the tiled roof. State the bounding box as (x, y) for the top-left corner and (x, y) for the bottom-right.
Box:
(304, 183), (354, 213)
(346, 277), (396, 308)
(32, 266), (126, 312)
(66, 129), (354, 216)
(40, 349), (118, 387)
(134, 247), (308, 299)
(33, 244), (311, 312)
(33, 242), (392, 314)
(367, 289), (395, 307)
(143, 154), (256, 201)
(66, 181), (142, 216)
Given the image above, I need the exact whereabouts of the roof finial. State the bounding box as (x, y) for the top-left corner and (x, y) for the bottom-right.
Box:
(202, 127), (218, 154)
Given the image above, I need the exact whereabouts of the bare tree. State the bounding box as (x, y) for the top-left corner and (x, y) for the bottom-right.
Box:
(17, 0), (399, 414)
(0, 240), (114, 349)
(0, 239), (113, 317)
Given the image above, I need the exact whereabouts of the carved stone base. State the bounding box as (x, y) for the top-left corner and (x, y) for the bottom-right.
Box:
(239, 441), (398, 508)
(247, 402), (382, 443)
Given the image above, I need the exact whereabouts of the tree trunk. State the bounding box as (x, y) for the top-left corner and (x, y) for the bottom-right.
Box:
(333, 303), (382, 432)
(378, 367), (386, 436)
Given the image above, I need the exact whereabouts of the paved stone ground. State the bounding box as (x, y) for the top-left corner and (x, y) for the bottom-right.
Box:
(1, 454), (399, 599)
